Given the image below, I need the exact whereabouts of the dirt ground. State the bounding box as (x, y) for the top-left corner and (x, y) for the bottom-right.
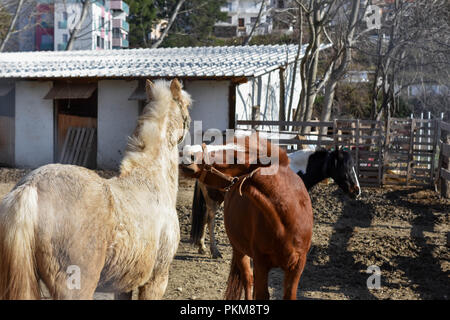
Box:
(0, 167), (449, 300)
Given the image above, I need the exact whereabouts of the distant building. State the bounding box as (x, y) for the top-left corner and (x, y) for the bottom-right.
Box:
(1, 0), (129, 51)
(341, 71), (374, 83)
(406, 83), (449, 97)
(214, 0), (275, 38)
(109, 0), (129, 49)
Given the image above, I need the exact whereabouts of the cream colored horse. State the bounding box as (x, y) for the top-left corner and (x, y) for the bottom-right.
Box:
(0, 79), (191, 300)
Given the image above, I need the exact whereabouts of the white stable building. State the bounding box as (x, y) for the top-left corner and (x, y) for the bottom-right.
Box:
(0, 44), (322, 169)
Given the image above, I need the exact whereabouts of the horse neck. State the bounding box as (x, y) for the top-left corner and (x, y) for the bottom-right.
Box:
(301, 152), (331, 190)
(119, 116), (179, 194)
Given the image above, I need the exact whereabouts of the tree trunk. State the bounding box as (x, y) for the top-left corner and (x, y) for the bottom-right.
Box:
(440, 135), (450, 198)
(287, 7), (303, 124)
(66, 0), (90, 50)
(301, 32), (320, 134)
(319, 80), (336, 135)
(243, 0), (265, 45)
(0, 0), (25, 52)
(279, 66), (286, 131)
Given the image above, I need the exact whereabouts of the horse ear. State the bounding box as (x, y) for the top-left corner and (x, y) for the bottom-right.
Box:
(145, 79), (154, 101)
(170, 78), (182, 101)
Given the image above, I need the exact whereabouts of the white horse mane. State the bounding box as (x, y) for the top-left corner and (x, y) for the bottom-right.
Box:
(122, 80), (191, 173)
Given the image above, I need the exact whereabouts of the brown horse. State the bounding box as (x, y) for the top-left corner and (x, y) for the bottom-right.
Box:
(180, 134), (313, 299)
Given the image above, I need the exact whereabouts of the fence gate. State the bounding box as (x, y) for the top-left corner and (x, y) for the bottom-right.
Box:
(384, 117), (438, 186)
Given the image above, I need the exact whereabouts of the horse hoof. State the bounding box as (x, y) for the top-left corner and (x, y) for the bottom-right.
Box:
(198, 247), (207, 255)
(211, 251), (222, 259)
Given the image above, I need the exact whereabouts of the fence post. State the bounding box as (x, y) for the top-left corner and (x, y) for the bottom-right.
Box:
(440, 129), (450, 198)
(430, 118), (440, 186)
(382, 116), (391, 185)
(378, 121), (383, 186)
(333, 119), (338, 150)
(428, 112), (432, 170)
(406, 118), (416, 186)
(355, 119), (360, 176)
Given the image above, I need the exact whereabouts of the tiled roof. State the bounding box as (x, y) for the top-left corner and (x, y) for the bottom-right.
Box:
(0, 44), (328, 79)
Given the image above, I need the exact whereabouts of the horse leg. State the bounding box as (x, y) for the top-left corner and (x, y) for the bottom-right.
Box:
(138, 268), (170, 300)
(40, 266), (101, 300)
(253, 257), (270, 300)
(239, 254), (253, 300)
(114, 291), (133, 300)
(282, 254), (307, 300)
(225, 250), (253, 300)
(36, 242), (106, 300)
(197, 221), (208, 255)
(206, 202), (222, 259)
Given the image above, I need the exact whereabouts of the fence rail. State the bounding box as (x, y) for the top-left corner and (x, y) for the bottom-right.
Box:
(236, 119), (384, 187)
(236, 118), (449, 189)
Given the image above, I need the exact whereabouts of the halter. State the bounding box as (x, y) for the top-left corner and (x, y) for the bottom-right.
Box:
(197, 144), (261, 195)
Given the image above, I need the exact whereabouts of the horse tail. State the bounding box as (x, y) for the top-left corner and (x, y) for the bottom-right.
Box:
(224, 253), (244, 300)
(190, 180), (207, 244)
(0, 185), (40, 300)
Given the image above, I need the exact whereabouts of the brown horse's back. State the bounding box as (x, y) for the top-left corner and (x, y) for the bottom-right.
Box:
(224, 165), (313, 270)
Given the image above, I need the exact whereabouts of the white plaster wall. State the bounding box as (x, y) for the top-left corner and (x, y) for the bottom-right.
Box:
(97, 80), (139, 170)
(235, 63), (302, 130)
(15, 81), (53, 168)
(236, 70), (281, 123)
(185, 80), (230, 143)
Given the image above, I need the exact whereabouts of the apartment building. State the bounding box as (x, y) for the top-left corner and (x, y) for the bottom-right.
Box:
(2, 0), (129, 51)
(215, 0), (274, 37)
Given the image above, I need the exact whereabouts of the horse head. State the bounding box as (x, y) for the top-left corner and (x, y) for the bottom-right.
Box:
(139, 78), (192, 148)
(326, 148), (361, 199)
(180, 134), (287, 192)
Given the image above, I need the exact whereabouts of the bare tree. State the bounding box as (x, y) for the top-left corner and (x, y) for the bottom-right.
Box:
(357, 0), (450, 120)
(318, 0), (368, 135)
(243, 0), (266, 45)
(65, 0), (91, 51)
(292, 0), (342, 133)
(0, 0), (26, 52)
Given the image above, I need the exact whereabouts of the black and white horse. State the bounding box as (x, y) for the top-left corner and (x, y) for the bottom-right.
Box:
(288, 148), (361, 196)
(190, 147), (361, 258)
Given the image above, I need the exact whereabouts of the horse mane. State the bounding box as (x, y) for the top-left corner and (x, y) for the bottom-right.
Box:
(121, 80), (191, 173)
(308, 148), (329, 162)
(127, 80), (190, 152)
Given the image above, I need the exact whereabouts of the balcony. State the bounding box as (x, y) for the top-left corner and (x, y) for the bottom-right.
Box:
(221, 2), (237, 13)
(39, 41), (54, 51)
(110, 0), (129, 14)
(57, 42), (68, 51)
(112, 37), (128, 48)
(58, 20), (67, 29)
(112, 18), (129, 32)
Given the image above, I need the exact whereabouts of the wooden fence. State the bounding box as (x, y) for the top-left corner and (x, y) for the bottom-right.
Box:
(436, 121), (450, 197)
(383, 117), (439, 186)
(236, 118), (448, 189)
(236, 119), (384, 187)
